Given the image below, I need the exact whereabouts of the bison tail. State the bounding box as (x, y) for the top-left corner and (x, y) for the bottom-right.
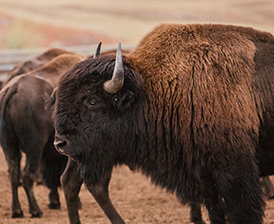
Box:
(0, 84), (18, 147)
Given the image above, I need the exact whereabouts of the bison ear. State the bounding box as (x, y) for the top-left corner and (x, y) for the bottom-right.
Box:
(93, 42), (102, 58)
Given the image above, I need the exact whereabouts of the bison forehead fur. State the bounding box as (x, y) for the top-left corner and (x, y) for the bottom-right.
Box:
(54, 23), (274, 223)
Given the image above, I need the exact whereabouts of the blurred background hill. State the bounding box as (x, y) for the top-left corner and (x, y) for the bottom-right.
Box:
(0, 0), (273, 49)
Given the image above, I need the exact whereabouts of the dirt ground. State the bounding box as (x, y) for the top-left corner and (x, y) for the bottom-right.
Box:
(0, 0), (274, 223)
(1, 150), (274, 224)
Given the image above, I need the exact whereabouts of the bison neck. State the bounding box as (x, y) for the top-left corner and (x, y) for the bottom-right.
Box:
(116, 100), (200, 199)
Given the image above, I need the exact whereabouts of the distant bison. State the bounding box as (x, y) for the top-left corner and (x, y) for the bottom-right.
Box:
(0, 51), (85, 218)
(0, 48), (73, 90)
(54, 24), (274, 223)
(6, 48), (75, 83)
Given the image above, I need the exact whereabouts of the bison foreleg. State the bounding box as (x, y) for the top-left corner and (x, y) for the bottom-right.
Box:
(48, 188), (61, 209)
(61, 158), (83, 224)
(86, 168), (125, 224)
(189, 201), (205, 224)
(261, 176), (274, 199)
(207, 165), (264, 224)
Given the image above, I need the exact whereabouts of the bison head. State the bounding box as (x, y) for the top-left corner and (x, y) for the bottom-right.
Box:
(54, 43), (143, 184)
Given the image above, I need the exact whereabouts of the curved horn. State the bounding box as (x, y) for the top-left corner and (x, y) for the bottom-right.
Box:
(93, 42), (102, 58)
(103, 42), (124, 94)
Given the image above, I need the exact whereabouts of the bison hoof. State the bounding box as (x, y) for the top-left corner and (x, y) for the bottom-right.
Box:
(48, 202), (61, 209)
(31, 210), (43, 218)
(12, 210), (24, 218)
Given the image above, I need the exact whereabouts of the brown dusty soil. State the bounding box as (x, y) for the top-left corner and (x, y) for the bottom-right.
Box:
(2, 147), (274, 224)
(0, 148), (209, 224)
(0, 0), (274, 224)
(1, 148), (274, 224)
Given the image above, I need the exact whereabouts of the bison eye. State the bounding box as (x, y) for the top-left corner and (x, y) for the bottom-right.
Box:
(89, 99), (97, 108)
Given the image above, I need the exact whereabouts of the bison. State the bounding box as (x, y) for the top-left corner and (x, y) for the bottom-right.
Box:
(0, 51), (85, 218)
(54, 23), (274, 223)
(0, 48), (73, 90)
(5, 48), (76, 83)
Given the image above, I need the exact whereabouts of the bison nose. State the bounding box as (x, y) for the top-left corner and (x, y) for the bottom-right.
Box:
(54, 135), (67, 153)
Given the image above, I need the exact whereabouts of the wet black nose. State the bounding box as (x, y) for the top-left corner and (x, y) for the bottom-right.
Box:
(54, 134), (67, 153)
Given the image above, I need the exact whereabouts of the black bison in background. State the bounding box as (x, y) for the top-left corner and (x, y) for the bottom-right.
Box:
(0, 51), (85, 218)
(54, 23), (274, 224)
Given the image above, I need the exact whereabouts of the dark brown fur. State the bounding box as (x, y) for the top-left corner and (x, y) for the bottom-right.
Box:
(54, 24), (274, 224)
(0, 52), (85, 218)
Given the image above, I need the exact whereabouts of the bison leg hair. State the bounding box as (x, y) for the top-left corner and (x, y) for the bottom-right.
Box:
(61, 158), (125, 224)
(204, 167), (264, 224)
(48, 188), (61, 209)
(189, 202), (205, 224)
(205, 203), (226, 224)
(261, 176), (274, 199)
(21, 150), (43, 217)
(85, 169), (125, 224)
(41, 141), (68, 210)
(5, 147), (24, 218)
(61, 158), (83, 224)
(2, 140), (43, 218)
(22, 173), (43, 217)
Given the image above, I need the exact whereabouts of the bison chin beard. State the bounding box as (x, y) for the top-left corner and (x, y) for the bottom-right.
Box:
(76, 139), (116, 186)
(80, 158), (114, 186)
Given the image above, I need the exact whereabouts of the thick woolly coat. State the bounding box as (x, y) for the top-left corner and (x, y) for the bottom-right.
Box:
(54, 24), (274, 223)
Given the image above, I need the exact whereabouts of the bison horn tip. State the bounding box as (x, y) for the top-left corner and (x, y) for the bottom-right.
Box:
(103, 42), (124, 94)
(93, 42), (102, 58)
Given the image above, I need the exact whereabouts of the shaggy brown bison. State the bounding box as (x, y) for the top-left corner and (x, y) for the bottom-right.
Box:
(6, 48), (75, 83)
(0, 52), (85, 218)
(0, 48), (73, 90)
(54, 23), (274, 224)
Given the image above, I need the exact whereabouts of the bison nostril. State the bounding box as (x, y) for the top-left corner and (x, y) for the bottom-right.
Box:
(54, 140), (67, 148)
(54, 137), (67, 152)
